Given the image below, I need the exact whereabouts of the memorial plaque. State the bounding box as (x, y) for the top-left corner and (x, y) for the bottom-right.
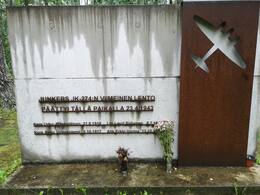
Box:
(35, 95), (156, 135)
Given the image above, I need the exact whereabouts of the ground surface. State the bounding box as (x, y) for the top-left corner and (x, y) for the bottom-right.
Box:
(2, 163), (260, 194)
(4, 163), (260, 187)
(0, 109), (21, 185)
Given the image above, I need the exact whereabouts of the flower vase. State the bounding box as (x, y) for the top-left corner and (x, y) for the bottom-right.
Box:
(166, 158), (172, 173)
(119, 158), (128, 175)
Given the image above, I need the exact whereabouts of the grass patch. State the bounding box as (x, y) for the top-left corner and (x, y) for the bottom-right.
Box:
(256, 130), (260, 165)
(0, 109), (21, 185)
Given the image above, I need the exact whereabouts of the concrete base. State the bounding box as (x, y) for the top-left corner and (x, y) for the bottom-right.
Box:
(1, 163), (260, 194)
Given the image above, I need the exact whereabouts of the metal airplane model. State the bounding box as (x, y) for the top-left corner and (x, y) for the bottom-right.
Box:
(191, 15), (247, 73)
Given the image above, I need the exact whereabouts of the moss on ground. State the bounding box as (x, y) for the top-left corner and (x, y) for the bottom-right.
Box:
(0, 109), (21, 185)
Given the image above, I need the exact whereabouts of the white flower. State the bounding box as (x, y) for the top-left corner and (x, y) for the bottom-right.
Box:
(154, 120), (174, 133)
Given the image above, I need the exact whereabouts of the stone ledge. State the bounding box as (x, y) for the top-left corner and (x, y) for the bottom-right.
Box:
(1, 186), (260, 195)
(2, 163), (260, 194)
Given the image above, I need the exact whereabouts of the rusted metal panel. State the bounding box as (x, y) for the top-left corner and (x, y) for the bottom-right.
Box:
(179, 1), (259, 166)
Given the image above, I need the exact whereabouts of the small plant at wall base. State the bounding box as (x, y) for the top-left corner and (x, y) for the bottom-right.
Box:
(116, 147), (130, 175)
(154, 121), (174, 173)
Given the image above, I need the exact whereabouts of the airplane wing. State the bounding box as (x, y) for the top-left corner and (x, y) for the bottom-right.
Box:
(193, 15), (217, 44)
(221, 46), (247, 69)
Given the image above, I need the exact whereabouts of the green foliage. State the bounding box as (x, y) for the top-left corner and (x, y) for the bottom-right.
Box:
(116, 191), (151, 195)
(39, 191), (45, 195)
(0, 109), (21, 185)
(43, 0), (81, 6)
(118, 191), (128, 195)
(256, 158), (260, 165)
(140, 190), (150, 195)
(0, 0), (12, 76)
(0, 159), (20, 184)
(256, 130), (260, 165)
(157, 129), (173, 161)
(233, 184), (247, 195)
(59, 188), (64, 195)
(76, 187), (88, 195)
(0, 170), (6, 183)
(185, 189), (191, 194)
(154, 121), (174, 162)
(93, 0), (167, 5)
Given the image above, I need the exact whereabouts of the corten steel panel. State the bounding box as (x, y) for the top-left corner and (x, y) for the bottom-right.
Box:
(179, 2), (259, 166)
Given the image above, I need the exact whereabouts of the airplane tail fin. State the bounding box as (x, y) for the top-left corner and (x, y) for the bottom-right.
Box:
(191, 54), (209, 73)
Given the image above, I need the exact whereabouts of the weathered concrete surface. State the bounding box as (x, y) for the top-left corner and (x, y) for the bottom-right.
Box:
(2, 163), (260, 194)
(248, 10), (260, 157)
(7, 6), (181, 163)
(7, 6), (181, 79)
(15, 78), (179, 162)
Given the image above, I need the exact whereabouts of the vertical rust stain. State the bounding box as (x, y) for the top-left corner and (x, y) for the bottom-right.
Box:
(178, 2), (259, 166)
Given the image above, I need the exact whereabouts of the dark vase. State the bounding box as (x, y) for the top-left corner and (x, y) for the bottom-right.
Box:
(120, 160), (128, 174)
(166, 158), (172, 173)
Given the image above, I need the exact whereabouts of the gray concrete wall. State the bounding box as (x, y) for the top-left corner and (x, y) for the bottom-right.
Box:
(7, 5), (260, 163)
(248, 8), (260, 157)
(7, 6), (181, 79)
(7, 6), (181, 163)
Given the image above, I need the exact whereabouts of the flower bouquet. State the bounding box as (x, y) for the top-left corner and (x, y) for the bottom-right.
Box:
(154, 120), (174, 173)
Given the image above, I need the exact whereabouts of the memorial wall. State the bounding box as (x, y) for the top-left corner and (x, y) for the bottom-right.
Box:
(7, 6), (181, 162)
(7, 4), (260, 163)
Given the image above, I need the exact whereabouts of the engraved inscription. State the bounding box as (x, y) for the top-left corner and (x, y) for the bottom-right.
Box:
(39, 95), (156, 103)
(35, 95), (156, 135)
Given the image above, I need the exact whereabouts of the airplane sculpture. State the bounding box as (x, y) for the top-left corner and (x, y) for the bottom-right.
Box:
(191, 15), (247, 73)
